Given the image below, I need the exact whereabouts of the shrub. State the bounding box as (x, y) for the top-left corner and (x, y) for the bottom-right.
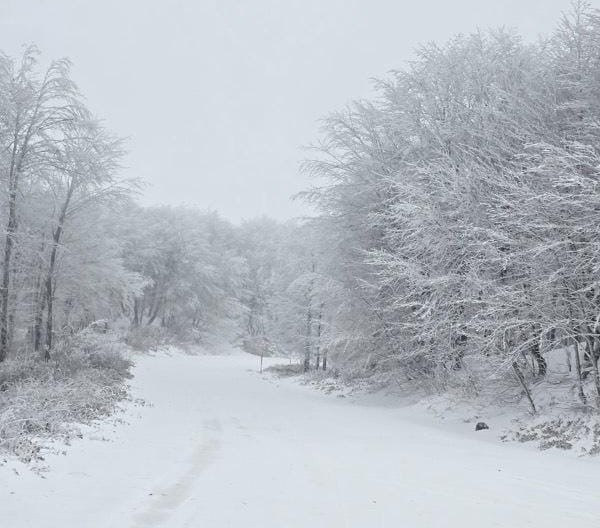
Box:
(0, 330), (133, 463)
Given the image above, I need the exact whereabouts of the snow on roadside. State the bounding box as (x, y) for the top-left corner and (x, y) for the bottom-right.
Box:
(3, 351), (600, 528)
(271, 357), (600, 458)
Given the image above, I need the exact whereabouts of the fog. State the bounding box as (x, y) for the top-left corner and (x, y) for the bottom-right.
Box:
(1, 0), (576, 221)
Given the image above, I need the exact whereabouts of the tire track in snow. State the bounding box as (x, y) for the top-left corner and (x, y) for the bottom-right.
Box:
(130, 419), (222, 527)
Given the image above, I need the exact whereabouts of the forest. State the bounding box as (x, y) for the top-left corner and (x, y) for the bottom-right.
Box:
(3, 2), (600, 463)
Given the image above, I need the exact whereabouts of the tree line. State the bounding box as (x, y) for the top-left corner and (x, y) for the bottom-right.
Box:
(0, 47), (250, 360)
(238, 2), (600, 414)
(4, 3), (600, 417)
(283, 1), (600, 412)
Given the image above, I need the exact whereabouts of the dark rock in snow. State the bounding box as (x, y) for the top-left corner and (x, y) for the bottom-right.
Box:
(475, 422), (489, 431)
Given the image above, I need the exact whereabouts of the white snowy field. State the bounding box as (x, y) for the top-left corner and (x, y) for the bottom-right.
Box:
(2, 352), (600, 528)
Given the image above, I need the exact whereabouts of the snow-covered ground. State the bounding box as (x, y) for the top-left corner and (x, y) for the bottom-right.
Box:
(2, 351), (600, 527)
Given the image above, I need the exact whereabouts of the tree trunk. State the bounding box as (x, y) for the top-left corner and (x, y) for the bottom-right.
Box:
(146, 296), (163, 325)
(138, 297), (146, 325)
(7, 296), (18, 354)
(44, 273), (53, 360)
(584, 336), (600, 407)
(33, 283), (47, 352)
(512, 361), (536, 414)
(303, 265), (315, 373)
(303, 304), (312, 373)
(530, 329), (546, 377)
(314, 304), (323, 369)
(132, 298), (140, 326)
(573, 340), (587, 406)
(0, 171), (18, 362)
(43, 182), (74, 360)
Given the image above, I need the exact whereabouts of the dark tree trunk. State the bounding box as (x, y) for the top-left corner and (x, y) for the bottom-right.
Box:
(0, 170), (18, 362)
(303, 304), (312, 373)
(530, 341), (547, 377)
(34, 285), (47, 352)
(44, 273), (53, 360)
(146, 297), (163, 325)
(32, 237), (47, 352)
(584, 335), (600, 406)
(512, 361), (536, 415)
(303, 264), (315, 373)
(132, 298), (140, 326)
(573, 340), (587, 405)
(314, 303), (323, 369)
(43, 182), (74, 360)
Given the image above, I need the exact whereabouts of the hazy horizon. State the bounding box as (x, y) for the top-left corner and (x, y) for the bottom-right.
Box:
(1, 0), (581, 222)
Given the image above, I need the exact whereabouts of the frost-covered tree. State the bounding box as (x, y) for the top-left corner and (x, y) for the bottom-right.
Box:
(123, 206), (245, 347)
(294, 2), (600, 410)
(0, 48), (139, 361)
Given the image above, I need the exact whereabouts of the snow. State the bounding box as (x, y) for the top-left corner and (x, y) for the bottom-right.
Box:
(2, 351), (600, 527)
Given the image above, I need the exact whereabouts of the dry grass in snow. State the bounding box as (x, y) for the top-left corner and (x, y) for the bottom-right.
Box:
(0, 330), (133, 465)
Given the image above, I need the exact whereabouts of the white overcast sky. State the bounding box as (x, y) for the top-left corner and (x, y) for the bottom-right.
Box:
(0, 0), (587, 222)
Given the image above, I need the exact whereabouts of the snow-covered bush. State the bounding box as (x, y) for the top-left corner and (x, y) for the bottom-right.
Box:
(126, 325), (170, 352)
(502, 416), (600, 455)
(0, 331), (133, 463)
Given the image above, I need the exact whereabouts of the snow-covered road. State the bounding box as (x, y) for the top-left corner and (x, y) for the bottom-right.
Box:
(3, 352), (600, 527)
